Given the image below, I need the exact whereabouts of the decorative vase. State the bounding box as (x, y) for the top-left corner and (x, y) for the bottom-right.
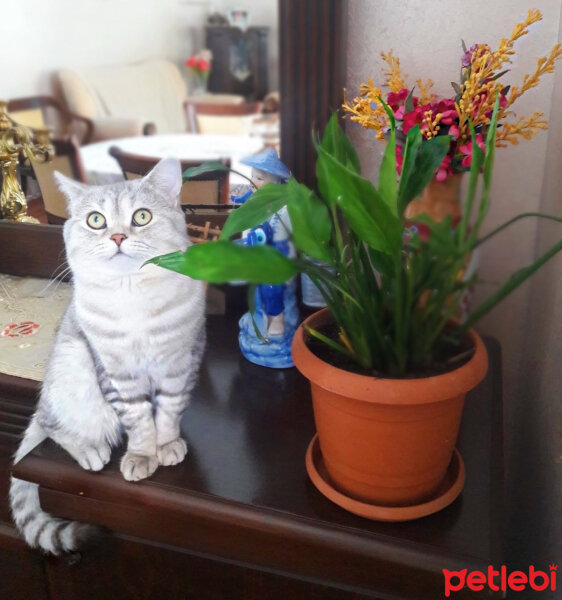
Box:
(404, 173), (477, 320)
(190, 74), (208, 96)
(404, 173), (463, 224)
(292, 308), (488, 510)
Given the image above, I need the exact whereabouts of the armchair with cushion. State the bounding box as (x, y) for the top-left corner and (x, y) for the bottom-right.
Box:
(57, 59), (187, 142)
(7, 95), (94, 144)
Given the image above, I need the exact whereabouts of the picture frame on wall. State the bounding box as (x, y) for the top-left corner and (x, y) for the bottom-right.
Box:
(227, 9), (250, 30)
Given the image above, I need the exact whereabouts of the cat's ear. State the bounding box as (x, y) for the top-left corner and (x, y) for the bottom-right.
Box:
(54, 172), (89, 215)
(142, 158), (182, 204)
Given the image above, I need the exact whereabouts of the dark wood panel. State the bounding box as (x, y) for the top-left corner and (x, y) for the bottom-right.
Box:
(0, 222), (66, 280)
(44, 532), (370, 600)
(0, 525), (49, 600)
(280, 0), (348, 188)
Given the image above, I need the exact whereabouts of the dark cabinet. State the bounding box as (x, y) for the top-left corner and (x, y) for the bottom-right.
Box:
(205, 26), (269, 100)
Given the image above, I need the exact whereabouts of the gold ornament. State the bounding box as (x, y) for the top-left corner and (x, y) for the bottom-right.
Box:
(0, 100), (53, 223)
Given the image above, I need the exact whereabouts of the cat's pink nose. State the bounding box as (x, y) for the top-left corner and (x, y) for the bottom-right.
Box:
(110, 233), (127, 247)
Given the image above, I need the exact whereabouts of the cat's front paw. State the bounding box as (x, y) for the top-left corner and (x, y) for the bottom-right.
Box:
(120, 452), (158, 482)
(157, 438), (187, 466)
(68, 443), (111, 472)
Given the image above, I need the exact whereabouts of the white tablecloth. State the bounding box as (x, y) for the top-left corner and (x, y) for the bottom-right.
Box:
(80, 133), (265, 186)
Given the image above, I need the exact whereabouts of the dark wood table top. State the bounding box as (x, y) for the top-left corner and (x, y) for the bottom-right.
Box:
(13, 315), (504, 599)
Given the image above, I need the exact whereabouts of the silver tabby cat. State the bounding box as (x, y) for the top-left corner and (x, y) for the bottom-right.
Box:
(10, 158), (205, 554)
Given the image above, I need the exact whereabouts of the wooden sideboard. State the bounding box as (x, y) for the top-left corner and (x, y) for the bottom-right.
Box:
(1, 293), (504, 598)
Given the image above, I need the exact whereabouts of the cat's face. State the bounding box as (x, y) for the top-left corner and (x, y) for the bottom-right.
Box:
(56, 159), (188, 281)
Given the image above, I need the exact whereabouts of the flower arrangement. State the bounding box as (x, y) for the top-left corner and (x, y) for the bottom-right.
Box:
(185, 49), (212, 92)
(343, 9), (562, 182)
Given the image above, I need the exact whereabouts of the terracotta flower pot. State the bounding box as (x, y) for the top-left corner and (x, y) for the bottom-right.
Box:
(292, 308), (488, 507)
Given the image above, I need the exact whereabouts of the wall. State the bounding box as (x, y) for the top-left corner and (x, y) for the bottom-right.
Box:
(511, 6), (562, 568)
(347, 0), (561, 579)
(0, 0), (279, 99)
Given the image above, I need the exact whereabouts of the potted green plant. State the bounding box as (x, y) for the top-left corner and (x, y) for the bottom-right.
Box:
(147, 99), (561, 519)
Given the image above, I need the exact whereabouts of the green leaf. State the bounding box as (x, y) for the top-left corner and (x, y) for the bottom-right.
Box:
(404, 89), (415, 114)
(303, 324), (356, 361)
(460, 238), (562, 334)
(472, 95), (500, 239)
(146, 241), (299, 284)
(247, 284), (267, 341)
(220, 182), (288, 240)
(378, 99), (398, 214)
(415, 214), (457, 254)
(286, 178), (332, 262)
(183, 160), (255, 188)
(320, 112), (361, 174)
(316, 145), (402, 255)
(483, 95), (500, 191)
(368, 247), (395, 278)
(183, 161), (230, 180)
(490, 69), (510, 81)
(451, 81), (462, 96)
(457, 120), (484, 245)
(473, 212), (562, 249)
(397, 127), (451, 216)
(397, 124), (422, 206)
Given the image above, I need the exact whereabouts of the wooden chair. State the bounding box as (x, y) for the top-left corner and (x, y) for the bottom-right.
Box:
(7, 96), (94, 145)
(108, 146), (231, 206)
(30, 136), (88, 224)
(109, 146), (233, 243)
(186, 101), (262, 135)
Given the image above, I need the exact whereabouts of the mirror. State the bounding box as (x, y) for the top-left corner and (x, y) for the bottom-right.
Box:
(0, 0), (281, 224)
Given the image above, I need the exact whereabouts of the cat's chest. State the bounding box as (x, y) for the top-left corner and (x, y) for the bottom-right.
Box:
(74, 276), (203, 354)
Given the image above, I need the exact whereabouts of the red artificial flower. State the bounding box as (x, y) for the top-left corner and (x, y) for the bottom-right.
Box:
(435, 155), (453, 181)
(387, 88), (410, 111)
(440, 109), (459, 125)
(394, 105), (406, 120)
(197, 59), (211, 71)
(402, 106), (424, 133)
(395, 144), (404, 174)
(435, 98), (456, 113)
(448, 123), (460, 139)
(459, 133), (485, 168)
(186, 56), (198, 68)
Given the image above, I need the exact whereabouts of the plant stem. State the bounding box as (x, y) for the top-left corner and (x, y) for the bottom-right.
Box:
(472, 213), (562, 249)
(459, 238), (562, 335)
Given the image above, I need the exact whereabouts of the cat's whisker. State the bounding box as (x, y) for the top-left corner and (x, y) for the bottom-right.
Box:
(39, 265), (73, 295)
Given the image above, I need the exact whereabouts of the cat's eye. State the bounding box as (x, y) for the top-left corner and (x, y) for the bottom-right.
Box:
(132, 208), (152, 227)
(86, 212), (106, 230)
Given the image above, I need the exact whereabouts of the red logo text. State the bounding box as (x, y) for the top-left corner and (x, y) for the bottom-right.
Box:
(443, 564), (557, 596)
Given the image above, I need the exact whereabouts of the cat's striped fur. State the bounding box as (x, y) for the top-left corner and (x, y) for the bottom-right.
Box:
(10, 158), (205, 554)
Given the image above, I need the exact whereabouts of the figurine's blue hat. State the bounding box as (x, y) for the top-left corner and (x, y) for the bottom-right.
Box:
(241, 148), (291, 181)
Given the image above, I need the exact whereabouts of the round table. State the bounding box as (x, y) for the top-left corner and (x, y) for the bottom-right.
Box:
(80, 133), (265, 186)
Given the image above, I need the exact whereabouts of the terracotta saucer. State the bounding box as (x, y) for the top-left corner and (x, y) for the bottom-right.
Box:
(305, 434), (465, 522)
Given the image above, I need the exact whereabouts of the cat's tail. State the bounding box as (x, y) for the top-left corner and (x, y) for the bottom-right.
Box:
(9, 417), (96, 554)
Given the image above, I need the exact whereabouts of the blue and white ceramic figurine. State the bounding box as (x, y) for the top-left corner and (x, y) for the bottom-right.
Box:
(237, 149), (298, 368)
